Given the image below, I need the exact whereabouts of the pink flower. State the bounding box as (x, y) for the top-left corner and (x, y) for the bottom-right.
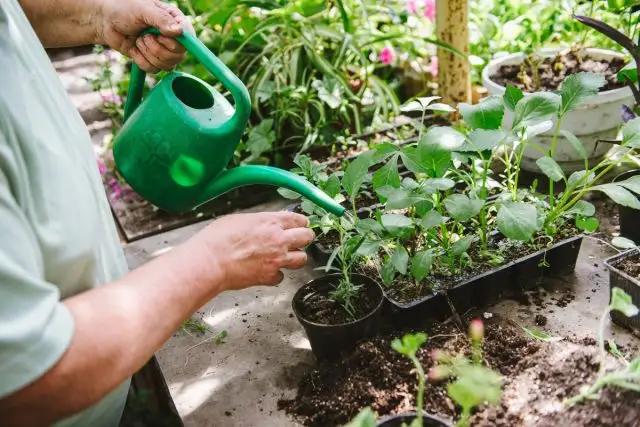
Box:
(379, 47), (396, 65)
(423, 0), (435, 21)
(101, 93), (122, 106)
(470, 318), (484, 342)
(97, 158), (107, 175)
(429, 56), (438, 79)
(407, 0), (419, 14)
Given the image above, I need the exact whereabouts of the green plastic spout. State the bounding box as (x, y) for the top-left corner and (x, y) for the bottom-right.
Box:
(201, 166), (346, 216)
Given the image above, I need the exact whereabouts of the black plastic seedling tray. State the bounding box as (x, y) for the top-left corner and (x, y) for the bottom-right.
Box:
(604, 248), (640, 333)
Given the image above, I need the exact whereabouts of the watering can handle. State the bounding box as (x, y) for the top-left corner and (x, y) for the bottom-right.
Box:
(122, 26), (251, 128)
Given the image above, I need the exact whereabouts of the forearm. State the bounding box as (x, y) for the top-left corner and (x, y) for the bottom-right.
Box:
(0, 241), (224, 426)
(18, 0), (102, 47)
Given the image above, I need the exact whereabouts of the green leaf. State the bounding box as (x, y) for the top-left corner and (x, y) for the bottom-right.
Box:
(385, 189), (431, 210)
(401, 142), (452, 178)
(422, 178), (456, 193)
(522, 327), (563, 342)
(356, 239), (381, 257)
(356, 218), (383, 235)
(567, 170), (594, 189)
(381, 214), (414, 236)
(575, 216), (600, 232)
(380, 256), (396, 285)
(443, 194), (484, 222)
(503, 85), (524, 111)
(457, 129), (507, 152)
(616, 175), (640, 195)
(415, 200), (435, 217)
(323, 174), (341, 198)
(611, 236), (637, 249)
(622, 117), (640, 148)
(447, 365), (502, 413)
(391, 246), (409, 275)
(610, 287), (640, 318)
(518, 120), (554, 139)
(427, 103), (456, 112)
(342, 151), (374, 199)
(246, 119), (276, 157)
(343, 407), (377, 427)
(512, 92), (561, 129)
(400, 96), (441, 112)
(419, 210), (446, 230)
(411, 250), (434, 282)
(372, 142), (401, 162)
(592, 183), (640, 209)
(559, 72), (606, 116)
(618, 62), (638, 84)
(372, 155), (401, 190)
(450, 236), (473, 256)
(391, 332), (428, 356)
(497, 202), (539, 241)
(567, 200), (596, 217)
(459, 95), (505, 130)
(536, 156), (565, 182)
(278, 188), (302, 200)
(559, 130), (587, 160)
(312, 77), (342, 109)
(423, 126), (466, 150)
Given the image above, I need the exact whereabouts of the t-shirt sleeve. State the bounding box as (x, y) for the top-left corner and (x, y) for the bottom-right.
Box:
(0, 157), (75, 399)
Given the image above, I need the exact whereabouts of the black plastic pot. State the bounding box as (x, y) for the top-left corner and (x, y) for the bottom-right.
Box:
(376, 412), (452, 427)
(292, 273), (385, 361)
(604, 248), (640, 333)
(385, 234), (584, 327)
(613, 169), (640, 244)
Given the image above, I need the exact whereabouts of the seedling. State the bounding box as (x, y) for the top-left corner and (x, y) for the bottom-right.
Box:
(428, 319), (502, 427)
(392, 332), (429, 427)
(522, 327), (563, 343)
(215, 329), (228, 345)
(564, 287), (640, 407)
(181, 319), (207, 336)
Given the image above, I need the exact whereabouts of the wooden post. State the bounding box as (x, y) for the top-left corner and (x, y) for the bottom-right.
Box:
(436, 0), (471, 107)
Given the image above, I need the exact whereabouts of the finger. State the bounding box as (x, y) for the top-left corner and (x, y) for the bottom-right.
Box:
(128, 46), (160, 74)
(280, 251), (308, 270)
(137, 34), (184, 70)
(264, 270), (285, 286)
(143, 0), (183, 37)
(156, 35), (185, 54)
(155, 2), (194, 35)
(273, 211), (310, 230)
(283, 228), (315, 250)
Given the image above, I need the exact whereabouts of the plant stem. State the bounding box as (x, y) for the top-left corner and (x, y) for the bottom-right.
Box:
(548, 118), (563, 209)
(410, 355), (425, 426)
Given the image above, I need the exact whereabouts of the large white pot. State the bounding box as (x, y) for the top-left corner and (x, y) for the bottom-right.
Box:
(482, 48), (634, 173)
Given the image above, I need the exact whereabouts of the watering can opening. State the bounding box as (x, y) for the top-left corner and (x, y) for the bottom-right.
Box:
(172, 76), (215, 110)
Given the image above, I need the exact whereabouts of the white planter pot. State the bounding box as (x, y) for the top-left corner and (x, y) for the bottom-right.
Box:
(482, 48), (634, 173)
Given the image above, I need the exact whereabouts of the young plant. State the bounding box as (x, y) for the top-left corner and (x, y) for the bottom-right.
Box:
(428, 319), (503, 427)
(392, 332), (429, 427)
(564, 287), (640, 407)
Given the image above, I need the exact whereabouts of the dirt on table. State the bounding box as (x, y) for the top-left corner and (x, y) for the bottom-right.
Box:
(617, 252), (640, 278)
(490, 49), (627, 92)
(295, 277), (380, 325)
(278, 315), (640, 427)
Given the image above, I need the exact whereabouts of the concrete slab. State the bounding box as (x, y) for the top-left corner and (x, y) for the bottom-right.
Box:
(123, 203), (639, 427)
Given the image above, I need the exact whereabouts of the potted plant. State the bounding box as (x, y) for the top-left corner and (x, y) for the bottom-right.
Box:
(603, 236), (640, 332)
(291, 216), (385, 361)
(480, 3), (639, 173)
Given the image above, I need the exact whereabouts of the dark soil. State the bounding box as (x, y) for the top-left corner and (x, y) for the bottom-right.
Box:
(617, 252), (640, 279)
(295, 278), (380, 325)
(314, 229), (340, 251)
(491, 50), (626, 92)
(278, 316), (540, 426)
(278, 315), (640, 427)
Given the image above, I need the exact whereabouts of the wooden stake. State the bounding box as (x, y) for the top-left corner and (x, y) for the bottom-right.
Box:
(436, 0), (471, 107)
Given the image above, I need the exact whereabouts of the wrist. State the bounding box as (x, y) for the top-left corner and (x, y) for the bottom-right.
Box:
(91, 0), (107, 45)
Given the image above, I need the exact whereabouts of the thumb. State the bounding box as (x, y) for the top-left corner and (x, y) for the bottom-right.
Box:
(140, 0), (184, 37)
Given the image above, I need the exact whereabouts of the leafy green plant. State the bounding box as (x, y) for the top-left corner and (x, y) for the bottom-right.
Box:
(428, 319), (503, 427)
(391, 332), (429, 427)
(564, 287), (640, 407)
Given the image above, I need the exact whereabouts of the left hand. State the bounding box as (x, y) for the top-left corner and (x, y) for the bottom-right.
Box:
(95, 0), (195, 73)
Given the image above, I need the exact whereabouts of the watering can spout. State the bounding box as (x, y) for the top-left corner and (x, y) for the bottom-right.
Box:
(202, 166), (346, 216)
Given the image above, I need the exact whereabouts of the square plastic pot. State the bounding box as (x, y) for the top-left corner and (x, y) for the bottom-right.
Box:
(604, 248), (640, 333)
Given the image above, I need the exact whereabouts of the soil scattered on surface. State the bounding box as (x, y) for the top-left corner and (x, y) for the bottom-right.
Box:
(295, 278), (380, 325)
(616, 251), (640, 278)
(490, 50), (626, 92)
(279, 316), (640, 427)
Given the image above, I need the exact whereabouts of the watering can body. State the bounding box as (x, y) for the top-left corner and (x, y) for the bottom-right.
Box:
(112, 27), (344, 216)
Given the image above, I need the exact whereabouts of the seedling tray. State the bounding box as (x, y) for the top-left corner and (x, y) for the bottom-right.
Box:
(604, 248), (640, 333)
(377, 234), (584, 327)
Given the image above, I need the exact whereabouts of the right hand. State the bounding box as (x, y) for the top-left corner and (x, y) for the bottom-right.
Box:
(190, 211), (314, 290)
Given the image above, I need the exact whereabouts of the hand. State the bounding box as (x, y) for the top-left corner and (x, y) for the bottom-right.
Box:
(190, 211), (314, 290)
(95, 0), (195, 73)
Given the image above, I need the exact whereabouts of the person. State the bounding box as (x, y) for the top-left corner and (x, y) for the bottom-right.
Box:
(0, 1), (315, 426)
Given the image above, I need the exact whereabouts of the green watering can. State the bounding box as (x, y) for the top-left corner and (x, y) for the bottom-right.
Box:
(112, 26), (345, 216)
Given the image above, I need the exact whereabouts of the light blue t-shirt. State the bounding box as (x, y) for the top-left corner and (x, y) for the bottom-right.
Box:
(0, 1), (131, 425)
